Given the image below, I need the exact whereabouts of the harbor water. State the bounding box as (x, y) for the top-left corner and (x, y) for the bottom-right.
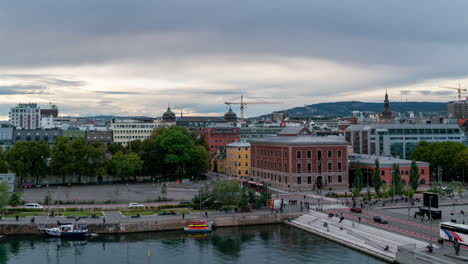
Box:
(0, 225), (384, 264)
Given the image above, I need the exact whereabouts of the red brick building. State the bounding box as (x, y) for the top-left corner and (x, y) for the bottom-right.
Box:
(348, 154), (430, 189)
(250, 136), (349, 191)
(201, 124), (241, 156)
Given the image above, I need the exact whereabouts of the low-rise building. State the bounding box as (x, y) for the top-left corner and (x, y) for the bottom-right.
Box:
(176, 116), (226, 130)
(348, 154), (430, 189)
(240, 125), (283, 142)
(62, 130), (86, 141)
(86, 131), (113, 145)
(251, 136), (349, 191)
(201, 124), (240, 156)
(226, 142), (251, 178)
(345, 124), (465, 159)
(111, 118), (161, 146)
(13, 129), (62, 145)
(0, 125), (14, 150)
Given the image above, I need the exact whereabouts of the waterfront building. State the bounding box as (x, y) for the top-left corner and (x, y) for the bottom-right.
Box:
(348, 154), (430, 188)
(111, 118), (161, 146)
(448, 100), (468, 119)
(251, 135), (349, 191)
(13, 129), (62, 145)
(176, 116), (226, 130)
(9, 103), (41, 129)
(86, 131), (113, 145)
(226, 142), (251, 178)
(0, 173), (15, 192)
(201, 124), (240, 156)
(0, 125), (14, 150)
(345, 124), (464, 159)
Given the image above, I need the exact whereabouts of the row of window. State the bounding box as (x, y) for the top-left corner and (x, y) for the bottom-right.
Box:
(113, 130), (154, 133)
(115, 135), (149, 139)
(255, 171), (343, 184)
(113, 124), (158, 128)
(380, 169), (425, 176)
(296, 162), (343, 173)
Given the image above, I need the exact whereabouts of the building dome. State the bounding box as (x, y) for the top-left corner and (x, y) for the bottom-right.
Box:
(224, 107), (237, 122)
(162, 106), (176, 122)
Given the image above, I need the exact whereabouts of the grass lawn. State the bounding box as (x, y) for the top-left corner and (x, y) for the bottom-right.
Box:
(61, 211), (104, 217)
(120, 208), (193, 216)
(4, 212), (49, 218)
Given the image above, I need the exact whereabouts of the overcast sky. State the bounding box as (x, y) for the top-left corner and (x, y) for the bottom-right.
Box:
(0, 0), (467, 119)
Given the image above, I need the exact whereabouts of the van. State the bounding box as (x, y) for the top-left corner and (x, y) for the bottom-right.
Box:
(24, 203), (44, 209)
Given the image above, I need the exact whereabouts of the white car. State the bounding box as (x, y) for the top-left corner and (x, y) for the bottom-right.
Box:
(128, 203), (144, 208)
(24, 203), (44, 209)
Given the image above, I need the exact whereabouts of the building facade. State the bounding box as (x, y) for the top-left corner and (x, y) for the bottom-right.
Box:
(201, 124), (241, 156)
(345, 124), (464, 159)
(9, 103), (41, 129)
(251, 136), (349, 191)
(62, 130), (86, 141)
(348, 154), (430, 189)
(86, 131), (113, 145)
(13, 129), (62, 145)
(448, 100), (468, 119)
(0, 174), (15, 192)
(0, 126), (14, 150)
(111, 118), (161, 146)
(240, 126), (283, 142)
(176, 116), (226, 130)
(226, 142), (251, 178)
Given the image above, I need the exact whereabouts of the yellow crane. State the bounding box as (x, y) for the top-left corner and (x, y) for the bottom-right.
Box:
(439, 84), (467, 101)
(224, 95), (284, 123)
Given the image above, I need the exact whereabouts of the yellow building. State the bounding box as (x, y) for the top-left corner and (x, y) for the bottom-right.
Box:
(211, 151), (226, 174)
(226, 142), (251, 178)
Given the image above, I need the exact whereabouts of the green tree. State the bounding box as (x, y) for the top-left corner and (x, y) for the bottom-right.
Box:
(390, 163), (403, 197)
(0, 151), (8, 173)
(455, 148), (468, 183)
(258, 184), (272, 206)
(239, 188), (250, 211)
(8, 192), (21, 207)
(107, 142), (126, 155)
(212, 180), (242, 208)
(373, 159), (382, 195)
(50, 137), (74, 184)
(409, 160), (420, 192)
(108, 151), (143, 182)
(5, 141), (50, 185)
(125, 139), (143, 153)
(0, 181), (9, 210)
(353, 161), (363, 195)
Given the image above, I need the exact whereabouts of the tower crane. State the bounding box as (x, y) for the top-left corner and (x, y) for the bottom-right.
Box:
(224, 95), (284, 123)
(439, 84), (467, 101)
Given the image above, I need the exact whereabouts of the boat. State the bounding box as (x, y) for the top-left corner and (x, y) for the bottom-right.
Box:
(184, 220), (214, 233)
(40, 221), (88, 238)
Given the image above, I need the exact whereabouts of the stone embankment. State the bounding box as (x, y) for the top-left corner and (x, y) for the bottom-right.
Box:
(0, 213), (302, 235)
(286, 210), (431, 263)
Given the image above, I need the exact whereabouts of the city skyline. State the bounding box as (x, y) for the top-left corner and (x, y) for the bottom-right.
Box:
(0, 0), (467, 119)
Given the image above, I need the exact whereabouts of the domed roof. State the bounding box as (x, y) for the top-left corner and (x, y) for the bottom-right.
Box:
(224, 107), (237, 122)
(162, 106), (176, 122)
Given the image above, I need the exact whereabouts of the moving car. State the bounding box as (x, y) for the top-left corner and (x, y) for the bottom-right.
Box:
(350, 207), (363, 213)
(325, 192), (338, 197)
(24, 203), (44, 209)
(373, 216), (388, 224)
(128, 203), (144, 208)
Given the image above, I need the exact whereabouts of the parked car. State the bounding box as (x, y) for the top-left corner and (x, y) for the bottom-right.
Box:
(373, 216), (388, 224)
(24, 203), (44, 209)
(325, 192), (338, 197)
(128, 203), (144, 208)
(20, 183), (34, 188)
(350, 207), (363, 213)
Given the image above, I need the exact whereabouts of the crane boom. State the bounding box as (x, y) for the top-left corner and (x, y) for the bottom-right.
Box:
(224, 95), (284, 123)
(439, 84), (467, 100)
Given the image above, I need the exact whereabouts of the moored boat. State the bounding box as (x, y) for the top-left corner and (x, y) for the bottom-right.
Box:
(184, 220), (213, 233)
(40, 221), (88, 238)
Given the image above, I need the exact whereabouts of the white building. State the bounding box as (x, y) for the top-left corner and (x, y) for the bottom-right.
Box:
(111, 118), (162, 146)
(9, 103), (41, 129)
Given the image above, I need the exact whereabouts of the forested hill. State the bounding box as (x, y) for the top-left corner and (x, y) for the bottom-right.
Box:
(258, 101), (448, 118)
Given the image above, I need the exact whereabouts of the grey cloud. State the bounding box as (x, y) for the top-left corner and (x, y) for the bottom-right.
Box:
(417, 90), (454, 96)
(0, 85), (52, 95)
(399, 90), (411, 95)
(94, 91), (141, 95)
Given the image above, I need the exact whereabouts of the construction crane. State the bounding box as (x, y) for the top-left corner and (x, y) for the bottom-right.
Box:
(224, 95), (284, 123)
(439, 84), (467, 101)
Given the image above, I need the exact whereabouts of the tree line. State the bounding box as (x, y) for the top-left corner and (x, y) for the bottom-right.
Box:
(0, 126), (209, 185)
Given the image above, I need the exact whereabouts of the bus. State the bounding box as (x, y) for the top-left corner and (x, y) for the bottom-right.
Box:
(440, 222), (468, 245)
(242, 181), (264, 193)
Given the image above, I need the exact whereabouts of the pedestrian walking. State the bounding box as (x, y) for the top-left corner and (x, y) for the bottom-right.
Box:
(31, 217), (35, 224)
(182, 213), (185, 219)
(358, 217), (361, 223)
(205, 211), (208, 217)
(103, 217), (106, 224)
(15, 215), (19, 222)
(352, 222), (355, 228)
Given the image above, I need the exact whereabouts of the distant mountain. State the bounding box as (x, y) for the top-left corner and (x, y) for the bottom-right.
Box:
(257, 101), (448, 118)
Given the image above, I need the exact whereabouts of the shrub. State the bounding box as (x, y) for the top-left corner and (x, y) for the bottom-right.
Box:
(8, 192), (22, 207)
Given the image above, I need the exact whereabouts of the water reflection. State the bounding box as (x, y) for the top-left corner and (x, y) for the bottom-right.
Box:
(0, 225), (383, 264)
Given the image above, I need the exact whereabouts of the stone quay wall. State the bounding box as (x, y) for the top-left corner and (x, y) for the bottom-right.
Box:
(0, 213), (302, 235)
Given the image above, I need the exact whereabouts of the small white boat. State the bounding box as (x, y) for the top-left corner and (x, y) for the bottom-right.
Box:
(40, 221), (88, 238)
